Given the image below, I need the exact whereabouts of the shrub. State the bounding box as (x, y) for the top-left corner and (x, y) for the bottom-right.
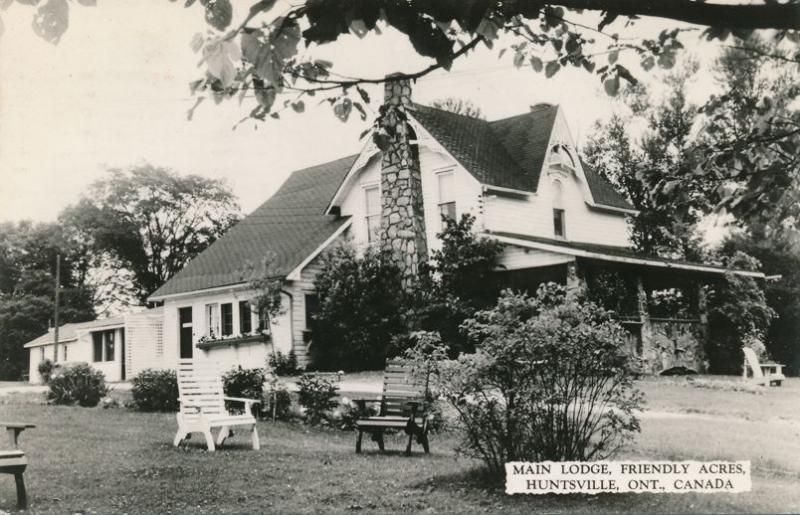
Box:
(269, 350), (299, 376)
(47, 363), (109, 407)
(297, 373), (339, 425)
(415, 286), (643, 478)
(334, 396), (377, 431)
(222, 366), (267, 414)
(311, 244), (406, 371)
(264, 383), (293, 421)
(130, 369), (179, 412)
(38, 358), (55, 384)
(707, 252), (775, 374)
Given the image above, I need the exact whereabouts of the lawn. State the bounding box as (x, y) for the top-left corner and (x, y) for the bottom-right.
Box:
(1, 377), (799, 514)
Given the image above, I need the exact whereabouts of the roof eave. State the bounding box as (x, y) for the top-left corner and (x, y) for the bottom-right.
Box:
(488, 232), (765, 279)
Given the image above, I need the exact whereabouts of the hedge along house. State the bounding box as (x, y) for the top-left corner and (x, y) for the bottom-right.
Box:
(24, 308), (164, 384)
(149, 78), (764, 373)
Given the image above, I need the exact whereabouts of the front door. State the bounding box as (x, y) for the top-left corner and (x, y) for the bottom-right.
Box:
(179, 307), (193, 359)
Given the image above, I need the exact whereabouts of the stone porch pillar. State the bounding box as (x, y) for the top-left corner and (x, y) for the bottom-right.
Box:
(380, 76), (428, 291)
(636, 274), (653, 368)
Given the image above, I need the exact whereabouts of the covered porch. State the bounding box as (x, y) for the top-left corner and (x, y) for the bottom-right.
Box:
(491, 232), (765, 375)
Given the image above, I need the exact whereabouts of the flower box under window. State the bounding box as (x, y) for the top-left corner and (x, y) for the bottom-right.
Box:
(196, 332), (270, 351)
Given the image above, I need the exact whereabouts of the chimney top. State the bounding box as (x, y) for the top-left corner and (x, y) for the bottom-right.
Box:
(530, 102), (555, 111)
(384, 74), (414, 108)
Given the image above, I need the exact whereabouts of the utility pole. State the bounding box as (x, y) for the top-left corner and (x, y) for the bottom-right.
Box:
(53, 254), (60, 364)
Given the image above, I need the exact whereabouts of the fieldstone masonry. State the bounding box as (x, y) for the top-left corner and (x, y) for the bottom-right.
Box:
(380, 77), (428, 290)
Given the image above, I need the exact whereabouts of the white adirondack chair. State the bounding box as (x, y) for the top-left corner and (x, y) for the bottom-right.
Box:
(174, 359), (261, 451)
(742, 347), (785, 387)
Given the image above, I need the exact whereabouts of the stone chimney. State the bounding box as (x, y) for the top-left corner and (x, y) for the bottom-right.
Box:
(380, 76), (428, 290)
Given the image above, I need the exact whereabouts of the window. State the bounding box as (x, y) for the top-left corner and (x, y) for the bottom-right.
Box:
(305, 294), (319, 330)
(105, 330), (115, 361)
(437, 171), (456, 226)
(239, 301), (252, 334)
(205, 303), (220, 338)
(93, 330), (116, 362)
(221, 303), (233, 336)
(550, 144), (576, 168)
(257, 307), (270, 333)
(93, 332), (103, 362)
(63, 344), (68, 362)
(40, 347), (45, 360)
(553, 209), (566, 238)
(552, 179), (566, 238)
(364, 185), (380, 243)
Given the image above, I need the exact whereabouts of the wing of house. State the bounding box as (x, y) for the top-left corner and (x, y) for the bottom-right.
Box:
(147, 79), (763, 374)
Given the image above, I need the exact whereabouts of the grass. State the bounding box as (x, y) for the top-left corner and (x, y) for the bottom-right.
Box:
(1, 378), (799, 514)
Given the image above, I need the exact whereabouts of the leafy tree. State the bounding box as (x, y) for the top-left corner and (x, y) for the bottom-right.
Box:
(431, 98), (485, 119)
(583, 63), (707, 259)
(0, 221), (95, 380)
(413, 214), (505, 355)
(706, 251), (776, 374)
(61, 164), (241, 303)
(9, 0), (800, 236)
(311, 244), (406, 371)
(721, 229), (800, 375)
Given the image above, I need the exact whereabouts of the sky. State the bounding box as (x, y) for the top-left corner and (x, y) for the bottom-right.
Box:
(0, 0), (723, 225)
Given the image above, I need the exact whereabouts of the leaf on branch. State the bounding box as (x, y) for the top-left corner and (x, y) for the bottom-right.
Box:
(76, 0), (96, 6)
(31, 0), (68, 45)
(530, 56), (543, 72)
(349, 18), (369, 38)
(641, 55), (655, 71)
(190, 32), (205, 53)
(356, 86), (370, 104)
(598, 11), (618, 32)
(615, 64), (637, 85)
(291, 100), (305, 113)
(203, 38), (240, 87)
(603, 76), (620, 96)
(333, 97), (353, 122)
(201, 0), (232, 31)
(608, 50), (619, 65)
(545, 60), (560, 78)
(249, 0), (277, 17)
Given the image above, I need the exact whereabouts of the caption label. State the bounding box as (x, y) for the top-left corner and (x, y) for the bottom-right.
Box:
(506, 461), (751, 495)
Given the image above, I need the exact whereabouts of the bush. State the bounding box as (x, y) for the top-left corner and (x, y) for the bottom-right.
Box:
(415, 286), (643, 478)
(264, 383), (293, 421)
(222, 366), (267, 414)
(311, 244), (406, 371)
(130, 369), (179, 412)
(38, 358), (55, 384)
(47, 363), (109, 407)
(334, 396), (377, 431)
(297, 373), (339, 425)
(269, 350), (299, 376)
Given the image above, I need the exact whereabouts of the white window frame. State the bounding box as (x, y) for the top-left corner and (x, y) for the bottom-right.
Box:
(363, 183), (381, 243)
(552, 179), (566, 239)
(436, 169), (456, 228)
(205, 303), (220, 338)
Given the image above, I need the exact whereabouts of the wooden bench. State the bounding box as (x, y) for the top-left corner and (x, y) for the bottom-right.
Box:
(353, 360), (430, 456)
(174, 359), (261, 452)
(742, 347), (785, 387)
(1, 422), (35, 509)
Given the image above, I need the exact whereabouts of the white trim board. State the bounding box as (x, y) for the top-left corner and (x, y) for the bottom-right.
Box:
(286, 218), (353, 281)
(489, 234), (765, 278)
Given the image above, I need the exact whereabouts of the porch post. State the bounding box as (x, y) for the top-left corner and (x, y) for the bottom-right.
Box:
(565, 260), (586, 298)
(636, 274), (653, 371)
(696, 282), (709, 372)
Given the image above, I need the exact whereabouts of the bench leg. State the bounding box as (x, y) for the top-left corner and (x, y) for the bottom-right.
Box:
(405, 431), (413, 457)
(250, 424), (260, 451)
(202, 428), (216, 452)
(216, 426), (230, 447)
(173, 429), (188, 447)
(15, 472), (27, 510)
(421, 431), (430, 454)
(355, 430), (363, 454)
(376, 430), (385, 452)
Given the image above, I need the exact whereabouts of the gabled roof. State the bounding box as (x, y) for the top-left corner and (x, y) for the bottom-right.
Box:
(411, 103), (633, 210)
(149, 155), (356, 300)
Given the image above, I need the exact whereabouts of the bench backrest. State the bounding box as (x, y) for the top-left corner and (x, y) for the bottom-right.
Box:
(177, 359), (226, 418)
(381, 359), (428, 417)
(742, 347), (764, 378)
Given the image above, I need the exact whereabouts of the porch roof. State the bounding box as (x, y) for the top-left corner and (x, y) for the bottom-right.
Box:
(488, 231), (765, 278)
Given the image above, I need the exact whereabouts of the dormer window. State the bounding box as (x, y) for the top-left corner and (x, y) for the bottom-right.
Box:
(552, 179), (566, 238)
(364, 185), (380, 243)
(437, 171), (456, 227)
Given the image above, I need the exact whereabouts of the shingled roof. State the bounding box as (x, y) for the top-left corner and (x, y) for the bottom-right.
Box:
(149, 155), (356, 300)
(412, 103), (633, 210)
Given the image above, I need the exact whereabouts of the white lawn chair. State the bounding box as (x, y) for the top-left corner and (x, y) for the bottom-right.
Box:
(174, 359), (261, 451)
(742, 347), (785, 387)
